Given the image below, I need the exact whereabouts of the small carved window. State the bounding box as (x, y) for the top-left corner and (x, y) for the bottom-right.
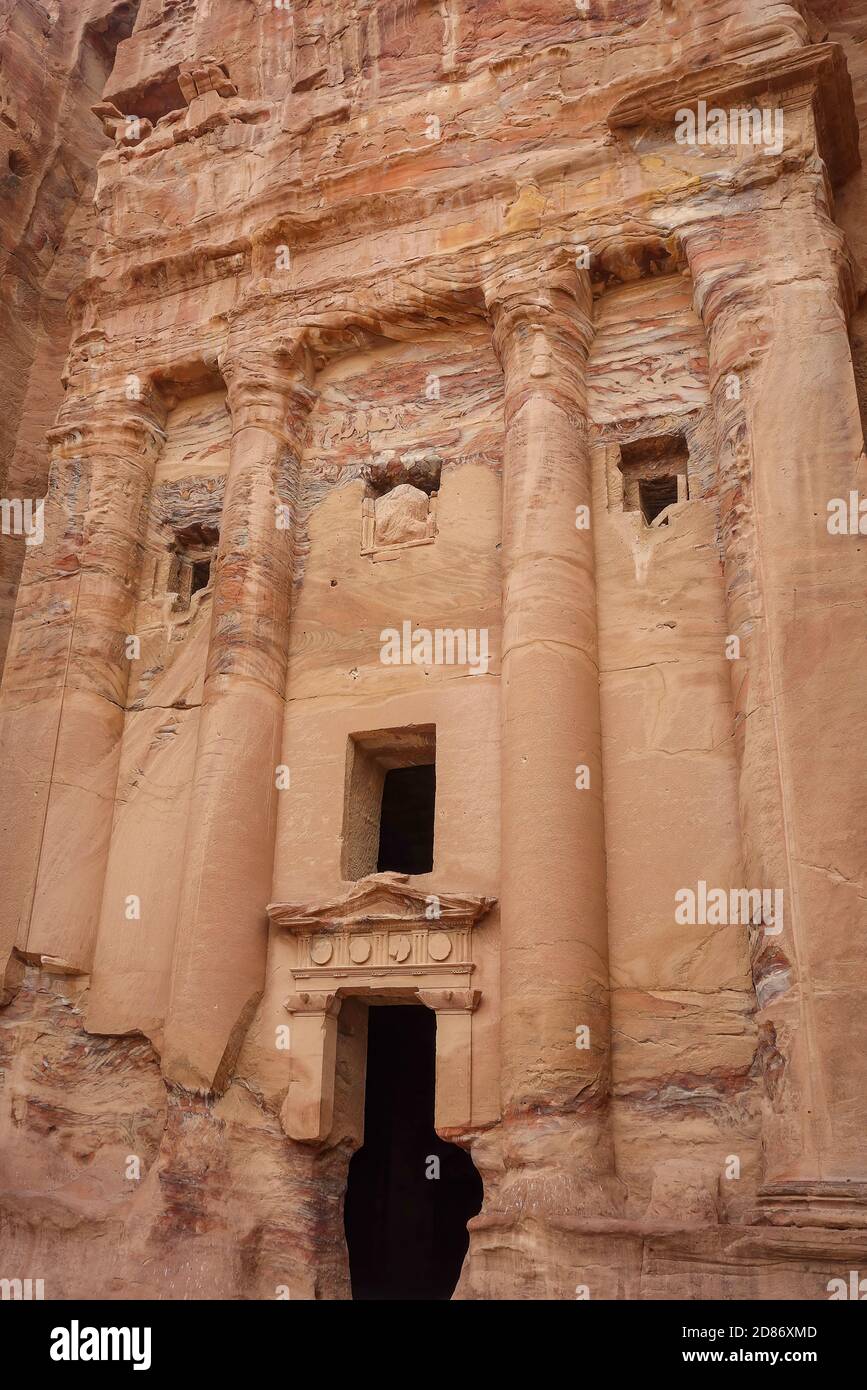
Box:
(639, 474), (679, 524)
(167, 524), (219, 611)
(191, 558), (211, 596)
(617, 434), (689, 527)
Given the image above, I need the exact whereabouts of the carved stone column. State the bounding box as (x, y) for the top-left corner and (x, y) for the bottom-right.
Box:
(484, 256), (617, 1215)
(684, 202), (867, 1214)
(163, 341), (317, 1092)
(0, 386), (166, 983)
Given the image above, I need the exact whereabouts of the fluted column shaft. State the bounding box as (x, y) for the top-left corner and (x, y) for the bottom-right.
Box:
(486, 260), (616, 1212)
(163, 344), (316, 1092)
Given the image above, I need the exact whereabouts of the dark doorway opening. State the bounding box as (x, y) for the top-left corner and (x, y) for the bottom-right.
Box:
(343, 1005), (483, 1300)
(376, 764), (435, 875)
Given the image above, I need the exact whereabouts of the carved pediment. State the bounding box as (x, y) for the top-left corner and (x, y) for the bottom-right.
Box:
(267, 871), (495, 933)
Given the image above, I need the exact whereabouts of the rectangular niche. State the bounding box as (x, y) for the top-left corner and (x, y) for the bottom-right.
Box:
(342, 725), (436, 880)
(613, 433), (689, 526)
(361, 453), (441, 561)
(165, 523), (219, 611)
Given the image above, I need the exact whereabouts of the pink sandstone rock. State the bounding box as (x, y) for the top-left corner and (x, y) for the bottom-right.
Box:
(1, 0), (867, 1301)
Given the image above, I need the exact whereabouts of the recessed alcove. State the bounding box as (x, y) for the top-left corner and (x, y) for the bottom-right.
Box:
(361, 455), (442, 558)
(144, 374), (230, 620)
(617, 433), (689, 525)
(102, 69), (187, 126)
(7, 148), (30, 178)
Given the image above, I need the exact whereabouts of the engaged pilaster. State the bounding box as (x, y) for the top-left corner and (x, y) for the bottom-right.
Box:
(281, 991), (343, 1143)
(684, 207), (867, 1210)
(0, 387), (166, 978)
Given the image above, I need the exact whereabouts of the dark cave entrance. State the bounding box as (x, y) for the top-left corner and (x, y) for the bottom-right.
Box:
(343, 1004), (483, 1301)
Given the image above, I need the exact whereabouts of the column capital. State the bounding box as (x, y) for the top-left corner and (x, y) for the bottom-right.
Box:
(680, 212), (855, 366)
(218, 337), (318, 434)
(284, 989), (342, 1017)
(483, 254), (594, 414)
(47, 384), (167, 461)
(418, 988), (481, 1014)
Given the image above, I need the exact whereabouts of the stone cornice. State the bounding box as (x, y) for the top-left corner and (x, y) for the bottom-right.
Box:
(607, 43), (860, 188)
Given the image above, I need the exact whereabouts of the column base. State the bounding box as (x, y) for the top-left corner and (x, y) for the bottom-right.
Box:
(488, 1109), (624, 1221)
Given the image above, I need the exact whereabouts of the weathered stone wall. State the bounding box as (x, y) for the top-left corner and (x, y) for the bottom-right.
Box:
(2, 0), (867, 1300)
(0, 0), (139, 672)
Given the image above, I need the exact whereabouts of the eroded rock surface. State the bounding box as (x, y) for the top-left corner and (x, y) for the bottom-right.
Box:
(2, 0), (867, 1301)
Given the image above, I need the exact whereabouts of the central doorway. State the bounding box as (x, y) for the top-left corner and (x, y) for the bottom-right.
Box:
(343, 1004), (483, 1300)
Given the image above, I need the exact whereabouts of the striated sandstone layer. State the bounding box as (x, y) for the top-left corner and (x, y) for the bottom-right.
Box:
(1, 0), (867, 1301)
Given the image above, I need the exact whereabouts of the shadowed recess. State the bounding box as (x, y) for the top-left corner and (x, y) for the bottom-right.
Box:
(344, 1005), (483, 1300)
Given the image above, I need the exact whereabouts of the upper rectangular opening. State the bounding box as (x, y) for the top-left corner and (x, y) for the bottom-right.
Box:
(342, 726), (436, 881)
(618, 433), (689, 526)
(167, 522), (218, 610)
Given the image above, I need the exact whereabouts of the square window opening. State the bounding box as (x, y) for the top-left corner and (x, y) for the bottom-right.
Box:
(167, 523), (219, 610)
(191, 558), (212, 596)
(342, 726), (436, 880)
(618, 433), (689, 526)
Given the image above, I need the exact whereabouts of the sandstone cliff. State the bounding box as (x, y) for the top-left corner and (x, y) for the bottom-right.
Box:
(1, 0), (867, 1302)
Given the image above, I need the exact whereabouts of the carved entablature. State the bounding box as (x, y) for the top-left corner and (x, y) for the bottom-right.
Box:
(267, 871), (494, 993)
